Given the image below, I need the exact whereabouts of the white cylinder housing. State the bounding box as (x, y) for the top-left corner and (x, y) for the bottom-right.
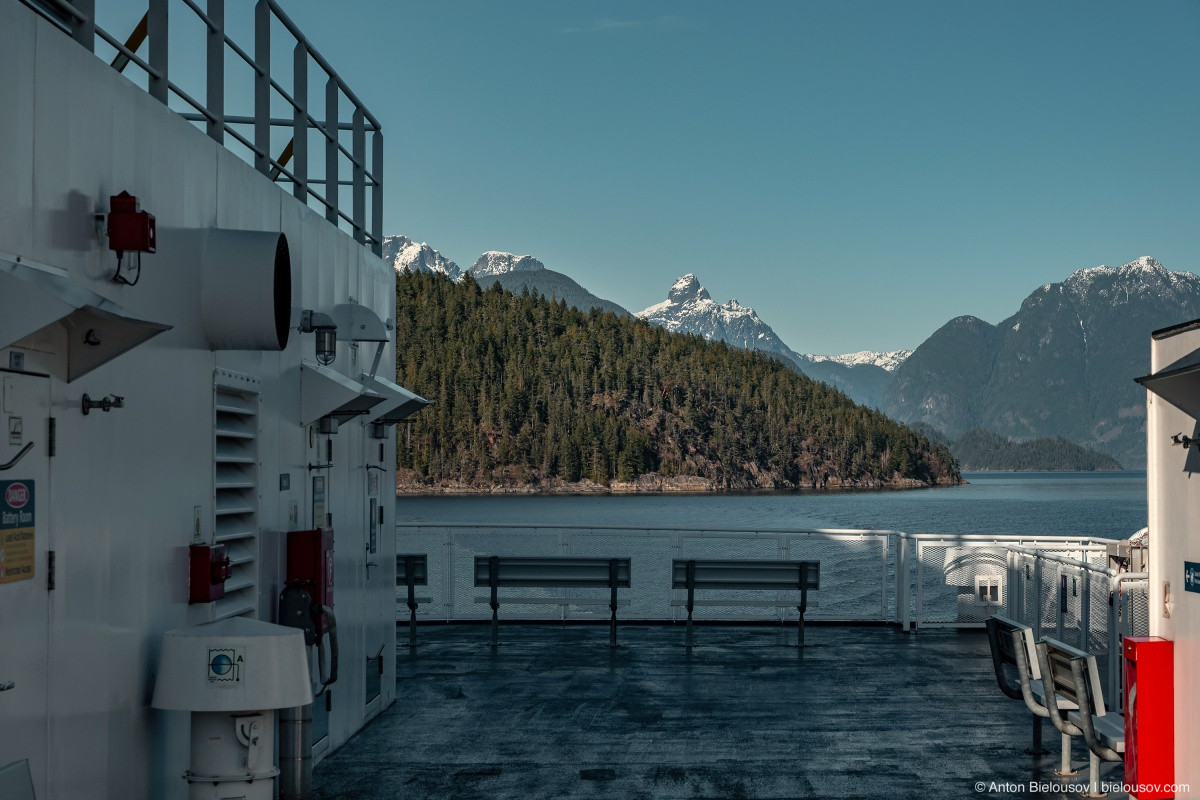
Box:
(200, 228), (292, 350)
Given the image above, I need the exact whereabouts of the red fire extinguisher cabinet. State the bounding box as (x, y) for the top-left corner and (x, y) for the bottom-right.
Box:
(1123, 636), (1173, 798)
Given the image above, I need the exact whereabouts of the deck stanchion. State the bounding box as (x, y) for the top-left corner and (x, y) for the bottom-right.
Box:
(685, 560), (696, 648)
(489, 556), (500, 648)
(609, 559), (619, 648)
(405, 555), (418, 648)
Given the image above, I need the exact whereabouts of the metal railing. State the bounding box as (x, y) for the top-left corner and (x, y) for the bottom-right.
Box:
(1005, 545), (1148, 710)
(18, 0), (383, 254)
(395, 523), (1129, 631)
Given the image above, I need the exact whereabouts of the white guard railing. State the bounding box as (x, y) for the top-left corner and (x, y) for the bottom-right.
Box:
(395, 524), (1135, 633)
(1005, 544), (1148, 710)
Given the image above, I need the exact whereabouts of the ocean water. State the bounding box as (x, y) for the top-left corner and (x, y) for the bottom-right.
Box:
(396, 471), (1147, 540)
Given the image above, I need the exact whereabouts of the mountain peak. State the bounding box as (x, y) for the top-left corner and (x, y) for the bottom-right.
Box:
(1061, 256), (1196, 302)
(469, 251), (547, 278)
(382, 234), (462, 281)
(667, 273), (711, 303)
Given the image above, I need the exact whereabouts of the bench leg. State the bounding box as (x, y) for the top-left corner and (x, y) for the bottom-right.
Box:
(1083, 752), (1104, 797)
(490, 606), (499, 648)
(1056, 732), (1076, 776)
(1025, 715), (1048, 755)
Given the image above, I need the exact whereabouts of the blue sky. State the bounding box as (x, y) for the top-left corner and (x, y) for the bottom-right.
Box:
(99, 1), (1200, 354)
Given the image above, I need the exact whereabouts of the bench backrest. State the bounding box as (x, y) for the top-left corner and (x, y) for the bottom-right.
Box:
(1037, 637), (1107, 717)
(671, 560), (819, 590)
(396, 554), (428, 586)
(986, 614), (1041, 677)
(473, 557), (632, 588)
(984, 613), (1041, 702)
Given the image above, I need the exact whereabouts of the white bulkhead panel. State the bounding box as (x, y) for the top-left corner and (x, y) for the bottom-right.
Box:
(1145, 326), (1200, 794)
(0, 3), (399, 798)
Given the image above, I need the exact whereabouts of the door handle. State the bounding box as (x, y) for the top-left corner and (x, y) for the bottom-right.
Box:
(0, 441), (33, 471)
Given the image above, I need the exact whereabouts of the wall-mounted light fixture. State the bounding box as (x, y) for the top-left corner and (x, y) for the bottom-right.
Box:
(299, 310), (337, 366)
(369, 422), (389, 440)
(1170, 433), (1199, 448)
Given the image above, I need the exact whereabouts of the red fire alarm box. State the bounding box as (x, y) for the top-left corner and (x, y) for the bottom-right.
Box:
(189, 543), (232, 603)
(287, 527), (334, 614)
(1124, 636), (1174, 798)
(108, 191), (156, 253)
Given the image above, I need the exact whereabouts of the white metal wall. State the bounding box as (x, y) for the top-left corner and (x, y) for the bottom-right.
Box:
(0, 3), (397, 797)
(1146, 324), (1200, 795)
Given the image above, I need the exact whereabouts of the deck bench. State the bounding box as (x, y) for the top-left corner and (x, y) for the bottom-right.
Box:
(396, 554), (431, 647)
(670, 559), (819, 647)
(1036, 637), (1124, 796)
(985, 614), (1079, 767)
(473, 556), (632, 647)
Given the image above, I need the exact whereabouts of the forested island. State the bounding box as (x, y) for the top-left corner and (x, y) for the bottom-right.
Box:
(950, 429), (1123, 471)
(393, 273), (960, 493)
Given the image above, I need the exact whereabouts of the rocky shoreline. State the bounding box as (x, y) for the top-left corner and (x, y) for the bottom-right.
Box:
(395, 470), (961, 496)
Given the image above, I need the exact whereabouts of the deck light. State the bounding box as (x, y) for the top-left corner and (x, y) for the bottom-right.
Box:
(299, 310), (337, 365)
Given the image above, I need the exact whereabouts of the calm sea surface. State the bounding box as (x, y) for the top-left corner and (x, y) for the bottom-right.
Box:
(396, 471), (1147, 540)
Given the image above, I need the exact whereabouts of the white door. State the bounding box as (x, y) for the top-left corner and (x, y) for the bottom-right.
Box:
(0, 371), (50, 797)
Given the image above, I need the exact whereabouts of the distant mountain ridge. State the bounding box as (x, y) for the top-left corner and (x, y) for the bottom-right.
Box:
(881, 257), (1200, 467)
(384, 235), (628, 317)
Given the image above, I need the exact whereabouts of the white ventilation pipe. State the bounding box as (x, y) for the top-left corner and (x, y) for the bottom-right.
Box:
(199, 229), (292, 350)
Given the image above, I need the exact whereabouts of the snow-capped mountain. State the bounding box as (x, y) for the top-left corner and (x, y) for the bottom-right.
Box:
(805, 350), (913, 372)
(469, 251), (546, 278)
(382, 235), (462, 281)
(637, 274), (797, 359)
(637, 274), (898, 406)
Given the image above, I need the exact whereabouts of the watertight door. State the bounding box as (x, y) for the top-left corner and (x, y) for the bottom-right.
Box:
(0, 371), (50, 799)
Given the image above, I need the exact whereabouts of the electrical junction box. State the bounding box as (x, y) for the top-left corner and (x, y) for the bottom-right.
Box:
(287, 528), (334, 623)
(189, 543), (232, 604)
(108, 190), (156, 253)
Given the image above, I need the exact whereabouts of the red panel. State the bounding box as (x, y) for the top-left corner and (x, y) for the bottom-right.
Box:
(188, 543), (229, 603)
(1124, 636), (1174, 798)
(287, 527), (334, 609)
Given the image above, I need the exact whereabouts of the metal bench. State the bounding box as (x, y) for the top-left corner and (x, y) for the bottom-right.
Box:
(473, 556), (632, 647)
(671, 559), (819, 647)
(1036, 637), (1124, 797)
(985, 614), (1078, 768)
(396, 554), (430, 647)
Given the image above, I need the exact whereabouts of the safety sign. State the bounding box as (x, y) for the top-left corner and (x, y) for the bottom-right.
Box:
(0, 479), (35, 585)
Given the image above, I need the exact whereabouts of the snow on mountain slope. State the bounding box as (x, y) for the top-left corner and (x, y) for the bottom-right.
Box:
(637, 274), (796, 357)
(805, 350), (913, 371)
(382, 235), (462, 281)
(469, 251), (547, 277)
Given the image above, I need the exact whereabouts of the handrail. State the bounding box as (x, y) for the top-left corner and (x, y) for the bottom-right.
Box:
(1008, 544), (1115, 575)
(21, 0), (385, 255)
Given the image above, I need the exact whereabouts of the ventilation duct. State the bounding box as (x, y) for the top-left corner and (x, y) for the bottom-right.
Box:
(199, 229), (292, 351)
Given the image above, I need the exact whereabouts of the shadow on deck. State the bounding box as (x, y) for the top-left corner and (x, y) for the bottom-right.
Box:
(314, 624), (1128, 800)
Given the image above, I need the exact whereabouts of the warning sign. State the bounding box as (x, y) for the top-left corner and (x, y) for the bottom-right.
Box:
(0, 479), (35, 585)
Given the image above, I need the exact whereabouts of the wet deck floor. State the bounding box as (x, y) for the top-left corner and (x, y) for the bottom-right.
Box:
(314, 624), (1128, 800)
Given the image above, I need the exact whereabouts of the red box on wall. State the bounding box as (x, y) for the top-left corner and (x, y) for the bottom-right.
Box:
(1124, 636), (1174, 798)
(188, 543), (231, 604)
(107, 191), (156, 253)
(287, 527), (334, 609)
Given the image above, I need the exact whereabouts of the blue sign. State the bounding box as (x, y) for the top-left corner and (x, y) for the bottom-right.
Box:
(1186, 561), (1200, 594)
